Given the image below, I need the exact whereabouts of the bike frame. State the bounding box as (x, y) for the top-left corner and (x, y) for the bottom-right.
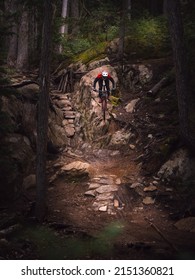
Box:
(93, 80), (114, 121)
(101, 82), (108, 121)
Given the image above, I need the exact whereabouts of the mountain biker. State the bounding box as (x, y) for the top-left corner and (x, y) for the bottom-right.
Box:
(92, 71), (115, 102)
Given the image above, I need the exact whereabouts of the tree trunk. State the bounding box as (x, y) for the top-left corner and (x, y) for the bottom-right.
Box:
(5, 0), (18, 67)
(29, 6), (39, 65)
(149, 0), (164, 15)
(35, 0), (52, 222)
(59, 0), (69, 53)
(118, 0), (126, 62)
(16, 7), (29, 71)
(163, 0), (168, 14)
(127, 0), (131, 20)
(165, 0), (193, 149)
(70, 0), (80, 34)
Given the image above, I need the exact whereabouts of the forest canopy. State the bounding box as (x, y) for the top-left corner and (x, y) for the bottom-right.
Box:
(0, 0), (194, 70)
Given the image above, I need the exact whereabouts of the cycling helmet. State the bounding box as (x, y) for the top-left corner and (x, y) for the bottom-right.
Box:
(102, 71), (108, 78)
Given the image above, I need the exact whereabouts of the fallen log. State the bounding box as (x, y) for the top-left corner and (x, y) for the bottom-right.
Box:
(0, 80), (39, 89)
(147, 77), (170, 96)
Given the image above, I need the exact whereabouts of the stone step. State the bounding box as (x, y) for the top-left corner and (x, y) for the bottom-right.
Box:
(85, 175), (123, 214)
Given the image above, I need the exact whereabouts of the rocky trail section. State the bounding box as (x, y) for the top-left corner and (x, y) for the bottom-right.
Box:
(46, 60), (195, 259)
(51, 90), (76, 138)
(1, 59), (195, 259)
(86, 175), (122, 213)
(47, 146), (195, 260)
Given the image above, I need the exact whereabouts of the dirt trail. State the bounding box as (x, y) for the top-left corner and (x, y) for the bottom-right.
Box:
(47, 148), (195, 260)
(46, 81), (195, 260)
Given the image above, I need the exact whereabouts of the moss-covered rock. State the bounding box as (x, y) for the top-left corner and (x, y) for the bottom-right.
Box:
(74, 42), (109, 64)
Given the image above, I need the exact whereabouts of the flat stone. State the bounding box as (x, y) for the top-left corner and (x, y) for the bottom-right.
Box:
(130, 182), (143, 189)
(92, 202), (105, 211)
(110, 130), (132, 145)
(22, 174), (36, 190)
(65, 126), (75, 137)
(88, 183), (101, 190)
(174, 217), (195, 232)
(62, 119), (69, 126)
(99, 205), (107, 212)
(166, 188), (173, 192)
(62, 106), (72, 111)
(98, 177), (115, 184)
(61, 161), (90, 173)
(91, 176), (115, 184)
(91, 177), (102, 183)
(58, 96), (69, 100)
(110, 150), (120, 156)
(144, 186), (157, 192)
(129, 144), (136, 150)
(115, 178), (121, 185)
(68, 119), (74, 124)
(85, 190), (96, 197)
(96, 184), (119, 194)
(125, 98), (140, 113)
(143, 197), (155, 205)
(64, 112), (75, 119)
(96, 192), (114, 201)
(114, 199), (119, 208)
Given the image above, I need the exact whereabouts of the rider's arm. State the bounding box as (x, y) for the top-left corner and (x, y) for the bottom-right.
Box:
(108, 76), (115, 89)
(93, 77), (99, 89)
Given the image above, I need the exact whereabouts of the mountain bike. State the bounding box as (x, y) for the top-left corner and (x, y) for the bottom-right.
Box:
(93, 87), (109, 121)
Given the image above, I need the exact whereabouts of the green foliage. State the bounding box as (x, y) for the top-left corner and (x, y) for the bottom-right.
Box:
(55, 0), (120, 60)
(106, 25), (119, 41)
(61, 36), (91, 58)
(110, 95), (121, 107)
(12, 222), (123, 259)
(125, 16), (171, 58)
(79, 1), (120, 42)
(91, 222), (123, 255)
(21, 225), (66, 259)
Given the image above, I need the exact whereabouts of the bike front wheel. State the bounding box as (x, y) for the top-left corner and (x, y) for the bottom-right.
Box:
(102, 98), (107, 121)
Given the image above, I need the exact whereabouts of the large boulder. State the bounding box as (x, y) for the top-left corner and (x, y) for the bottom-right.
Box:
(72, 65), (118, 147)
(0, 133), (34, 201)
(0, 87), (72, 201)
(157, 148), (195, 183)
(60, 161), (90, 179)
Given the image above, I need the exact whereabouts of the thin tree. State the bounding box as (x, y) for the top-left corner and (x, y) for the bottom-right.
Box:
(127, 0), (131, 20)
(117, 0), (126, 62)
(165, 0), (194, 150)
(35, 0), (53, 222)
(59, 0), (69, 53)
(16, 5), (29, 70)
(70, 0), (80, 34)
(5, 0), (18, 67)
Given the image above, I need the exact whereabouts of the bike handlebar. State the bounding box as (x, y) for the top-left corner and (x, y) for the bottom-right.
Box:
(92, 88), (115, 93)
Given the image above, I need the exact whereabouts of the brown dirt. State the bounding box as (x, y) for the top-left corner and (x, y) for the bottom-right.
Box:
(46, 145), (195, 260)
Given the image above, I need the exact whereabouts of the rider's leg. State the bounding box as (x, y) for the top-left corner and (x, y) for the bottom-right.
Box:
(99, 93), (103, 103)
(98, 80), (103, 102)
(105, 80), (111, 100)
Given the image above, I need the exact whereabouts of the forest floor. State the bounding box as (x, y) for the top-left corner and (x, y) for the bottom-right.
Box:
(46, 149), (195, 260)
